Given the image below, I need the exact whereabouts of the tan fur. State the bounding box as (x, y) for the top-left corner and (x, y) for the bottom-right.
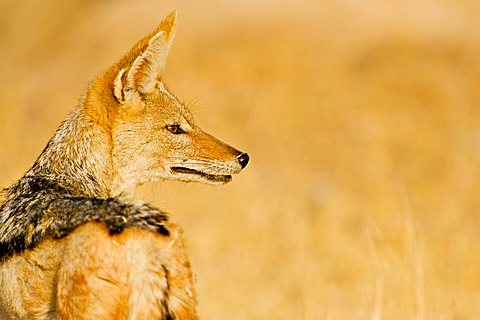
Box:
(1, 10), (248, 320)
(1, 222), (196, 319)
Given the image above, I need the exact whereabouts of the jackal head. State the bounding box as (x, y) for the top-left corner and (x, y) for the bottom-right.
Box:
(87, 12), (248, 191)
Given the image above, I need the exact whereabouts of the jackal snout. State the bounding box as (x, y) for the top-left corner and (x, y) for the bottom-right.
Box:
(166, 130), (249, 186)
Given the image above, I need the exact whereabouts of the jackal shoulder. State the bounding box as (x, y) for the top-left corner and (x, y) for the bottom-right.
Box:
(0, 175), (170, 263)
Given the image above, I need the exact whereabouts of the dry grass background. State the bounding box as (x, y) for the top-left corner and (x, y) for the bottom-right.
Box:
(1, 0), (480, 319)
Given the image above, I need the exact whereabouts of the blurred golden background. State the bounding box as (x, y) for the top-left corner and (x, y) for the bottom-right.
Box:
(1, 0), (480, 318)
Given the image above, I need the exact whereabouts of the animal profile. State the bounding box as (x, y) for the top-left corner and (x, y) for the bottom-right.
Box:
(0, 11), (249, 319)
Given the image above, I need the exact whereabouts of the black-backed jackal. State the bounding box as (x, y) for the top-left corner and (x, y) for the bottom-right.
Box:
(0, 11), (249, 319)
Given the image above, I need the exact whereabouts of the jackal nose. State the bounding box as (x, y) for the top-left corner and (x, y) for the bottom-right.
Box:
(237, 153), (250, 169)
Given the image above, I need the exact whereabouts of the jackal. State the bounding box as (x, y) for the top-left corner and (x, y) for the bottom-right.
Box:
(0, 11), (249, 319)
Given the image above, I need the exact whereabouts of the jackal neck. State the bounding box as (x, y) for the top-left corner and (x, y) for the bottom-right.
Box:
(27, 105), (115, 198)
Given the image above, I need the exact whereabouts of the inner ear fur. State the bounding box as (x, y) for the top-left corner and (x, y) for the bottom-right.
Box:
(113, 11), (177, 102)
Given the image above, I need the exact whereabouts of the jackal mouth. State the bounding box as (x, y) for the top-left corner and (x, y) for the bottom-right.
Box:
(170, 166), (232, 183)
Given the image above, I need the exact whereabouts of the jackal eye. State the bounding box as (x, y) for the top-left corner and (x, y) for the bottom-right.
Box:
(166, 124), (185, 134)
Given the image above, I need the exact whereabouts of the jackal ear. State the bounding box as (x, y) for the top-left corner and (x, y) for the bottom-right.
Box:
(113, 68), (127, 103)
(124, 13), (177, 95)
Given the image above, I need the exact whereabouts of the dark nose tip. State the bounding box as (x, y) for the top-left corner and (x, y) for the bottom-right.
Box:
(237, 152), (250, 169)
